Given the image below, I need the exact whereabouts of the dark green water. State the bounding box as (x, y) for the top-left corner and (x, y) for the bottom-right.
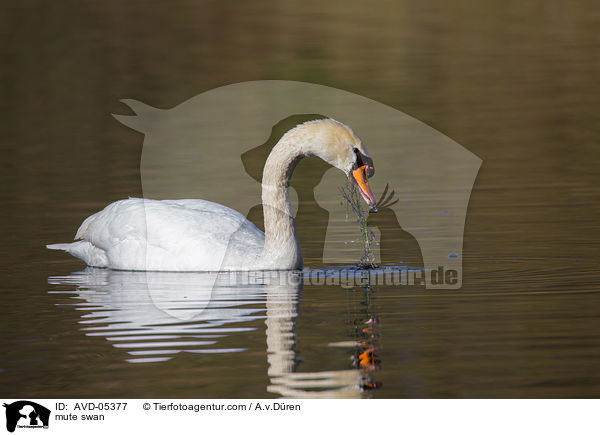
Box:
(1, 1), (599, 398)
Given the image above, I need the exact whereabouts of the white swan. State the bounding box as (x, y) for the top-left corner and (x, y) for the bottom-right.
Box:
(47, 119), (376, 271)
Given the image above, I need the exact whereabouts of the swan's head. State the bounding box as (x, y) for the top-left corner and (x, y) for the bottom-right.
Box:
(291, 119), (376, 210)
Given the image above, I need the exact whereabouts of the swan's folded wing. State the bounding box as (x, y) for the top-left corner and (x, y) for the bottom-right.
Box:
(72, 198), (265, 271)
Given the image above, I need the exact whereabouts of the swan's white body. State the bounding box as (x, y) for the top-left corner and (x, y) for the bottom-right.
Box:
(48, 198), (265, 271)
(47, 119), (375, 271)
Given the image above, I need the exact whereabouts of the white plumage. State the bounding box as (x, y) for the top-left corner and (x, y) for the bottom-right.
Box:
(47, 119), (376, 271)
(49, 198), (264, 271)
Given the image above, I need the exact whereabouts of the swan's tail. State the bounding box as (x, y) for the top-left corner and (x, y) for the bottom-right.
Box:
(46, 241), (109, 268)
(46, 243), (72, 251)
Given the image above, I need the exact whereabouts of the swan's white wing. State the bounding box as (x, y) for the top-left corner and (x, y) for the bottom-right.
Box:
(54, 198), (264, 271)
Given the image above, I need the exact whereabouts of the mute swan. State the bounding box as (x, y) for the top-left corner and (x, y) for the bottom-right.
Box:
(47, 119), (376, 271)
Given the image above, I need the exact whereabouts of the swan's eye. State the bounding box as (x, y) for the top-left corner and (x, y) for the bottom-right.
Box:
(353, 147), (364, 168)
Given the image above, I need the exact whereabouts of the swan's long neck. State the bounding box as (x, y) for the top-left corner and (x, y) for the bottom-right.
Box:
(260, 137), (307, 269)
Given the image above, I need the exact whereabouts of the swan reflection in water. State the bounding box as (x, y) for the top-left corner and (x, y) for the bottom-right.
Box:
(48, 268), (381, 398)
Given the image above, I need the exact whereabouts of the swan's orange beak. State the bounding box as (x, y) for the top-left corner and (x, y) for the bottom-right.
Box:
(352, 165), (377, 211)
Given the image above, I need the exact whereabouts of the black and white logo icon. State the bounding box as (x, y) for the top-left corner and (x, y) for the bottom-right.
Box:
(3, 401), (50, 433)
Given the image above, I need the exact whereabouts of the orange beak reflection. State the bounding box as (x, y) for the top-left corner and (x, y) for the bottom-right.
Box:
(352, 165), (377, 211)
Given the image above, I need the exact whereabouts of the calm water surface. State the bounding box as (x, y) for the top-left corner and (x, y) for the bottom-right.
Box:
(1, 1), (599, 398)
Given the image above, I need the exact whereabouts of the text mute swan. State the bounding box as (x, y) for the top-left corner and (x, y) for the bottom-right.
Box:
(47, 119), (376, 271)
